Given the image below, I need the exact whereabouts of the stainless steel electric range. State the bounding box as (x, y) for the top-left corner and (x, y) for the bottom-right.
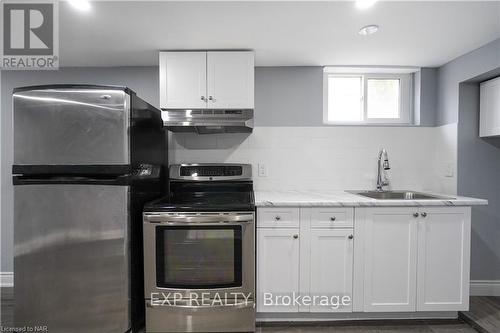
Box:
(143, 163), (255, 333)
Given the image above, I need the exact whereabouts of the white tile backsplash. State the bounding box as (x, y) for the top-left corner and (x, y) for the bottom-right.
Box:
(169, 125), (457, 194)
(432, 123), (458, 195)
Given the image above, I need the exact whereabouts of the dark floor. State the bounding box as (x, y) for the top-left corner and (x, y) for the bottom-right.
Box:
(256, 320), (478, 333)
(460, 296), (500, 333)
(0, 287), (13, 327)
(1, 288), (497, 333)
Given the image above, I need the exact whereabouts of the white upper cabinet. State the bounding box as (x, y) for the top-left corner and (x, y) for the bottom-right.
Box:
(159, 51), (254, 110)
(207, 51), (254, 109)
(416, 207), (470, 311)
(159, 52), (207, 109)
(480, 76), (500, 137)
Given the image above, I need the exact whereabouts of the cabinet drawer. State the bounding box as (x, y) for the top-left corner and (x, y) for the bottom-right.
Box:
(257, 207), (299, 228)
(311, 208), (354, 228)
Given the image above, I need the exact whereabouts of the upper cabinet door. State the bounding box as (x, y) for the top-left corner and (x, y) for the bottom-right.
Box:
(363, 208), (418, 312)
(416, 207), (471, 311)
(207, 51), (254, 109)
(159, 52), (207, 109)
(480, 76), (500, 137)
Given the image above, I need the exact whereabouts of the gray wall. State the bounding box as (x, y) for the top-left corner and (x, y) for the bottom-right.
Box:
(0, 65), (439, 272)
(437, 38), (500, 126)
(457, 78), (500, 280)
(419, 68), (438, 127)
(255, 66), (438, 127)
(436, 37), (500, 280)
(254, 67), (324, 126)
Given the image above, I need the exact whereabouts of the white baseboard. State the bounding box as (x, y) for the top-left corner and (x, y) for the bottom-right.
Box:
(0, 272), (13, 287)
(257, 312), (458, 321)
(470, 280), (500, 296)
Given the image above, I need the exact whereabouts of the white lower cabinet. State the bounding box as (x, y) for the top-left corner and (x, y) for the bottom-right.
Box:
(361, 208), (418, 312)
(356, 206), (471, 313)
(416, 207), (471, 311)
(309, 229), (354, 312)
(258, 206), (472, 315)
(257, 228), (300, 313)
(257, 207), (354, 313)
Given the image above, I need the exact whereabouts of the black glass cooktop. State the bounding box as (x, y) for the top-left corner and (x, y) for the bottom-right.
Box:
(145, 181), (255, 212)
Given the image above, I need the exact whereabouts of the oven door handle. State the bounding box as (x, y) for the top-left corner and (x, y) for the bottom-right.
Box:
(151, 222), (251, 227)
(144, 214), (254, 223)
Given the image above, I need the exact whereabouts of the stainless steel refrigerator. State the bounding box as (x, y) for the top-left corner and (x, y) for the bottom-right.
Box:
(12, 85), (167, 333)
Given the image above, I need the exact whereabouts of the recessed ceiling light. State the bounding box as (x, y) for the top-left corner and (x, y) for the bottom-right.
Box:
(356, 0), (378, 9)
(358, 25), (379, 36)
(68, 0), (91, 12)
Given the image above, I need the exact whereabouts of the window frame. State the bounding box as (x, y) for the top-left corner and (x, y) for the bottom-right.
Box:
(323, 72), (413, 125)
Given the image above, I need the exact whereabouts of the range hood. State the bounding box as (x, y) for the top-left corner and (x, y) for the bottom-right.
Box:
(162, 109), (254, 134)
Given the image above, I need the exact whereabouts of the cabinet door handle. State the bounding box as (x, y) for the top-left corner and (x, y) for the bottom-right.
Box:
(348, 234), (354, 240)
(275, 216), (281, 221)
(413, 212), (419, 218)
(330, 216), (336, 221)
(421, 212), (427, 218)
(200, 96), (206, 101)
(293, 234), (299, 239)
(208, 96), (215, 101)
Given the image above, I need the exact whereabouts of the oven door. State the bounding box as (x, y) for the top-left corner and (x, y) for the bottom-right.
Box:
(143, 212), (255, 300)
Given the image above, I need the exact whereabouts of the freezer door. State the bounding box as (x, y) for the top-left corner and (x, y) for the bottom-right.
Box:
(13, 87), (130, 165)
(14, 184), (130, 333)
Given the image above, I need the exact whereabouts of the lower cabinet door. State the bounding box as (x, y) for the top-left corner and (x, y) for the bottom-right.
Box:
(416, 207), (471, 311)
(363, 208), (418, 312)
(257, 228), (300, 312)
(309, 229), (354, 312)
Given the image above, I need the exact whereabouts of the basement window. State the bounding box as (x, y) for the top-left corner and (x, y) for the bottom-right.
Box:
(323, 68), (414, 125)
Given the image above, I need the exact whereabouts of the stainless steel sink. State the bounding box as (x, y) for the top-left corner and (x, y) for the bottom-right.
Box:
(349, 190), (454, 200)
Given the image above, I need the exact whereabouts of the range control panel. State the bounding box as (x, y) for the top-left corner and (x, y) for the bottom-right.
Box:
(170, 164), (252, 181)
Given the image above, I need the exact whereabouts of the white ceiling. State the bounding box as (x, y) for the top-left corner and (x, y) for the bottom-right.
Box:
(59, 1), (500, 67)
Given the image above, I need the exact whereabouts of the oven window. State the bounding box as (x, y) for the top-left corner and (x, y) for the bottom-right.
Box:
(156, 226), (242, 289)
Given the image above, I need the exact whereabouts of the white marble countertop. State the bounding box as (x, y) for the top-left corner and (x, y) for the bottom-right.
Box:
(255, 190), (488, 207)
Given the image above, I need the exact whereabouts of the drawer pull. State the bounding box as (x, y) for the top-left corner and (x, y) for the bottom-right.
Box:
(330, 216), (336, 221)
(275, 216), (281, 221)
(293, 234), (299, 239)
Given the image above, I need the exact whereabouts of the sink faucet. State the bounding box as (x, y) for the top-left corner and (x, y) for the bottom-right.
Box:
(376, 149), (390, 191)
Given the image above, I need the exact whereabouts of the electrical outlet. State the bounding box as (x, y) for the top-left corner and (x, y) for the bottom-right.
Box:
(445, 163), (454, 177)
(258, 163), (267, 177)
